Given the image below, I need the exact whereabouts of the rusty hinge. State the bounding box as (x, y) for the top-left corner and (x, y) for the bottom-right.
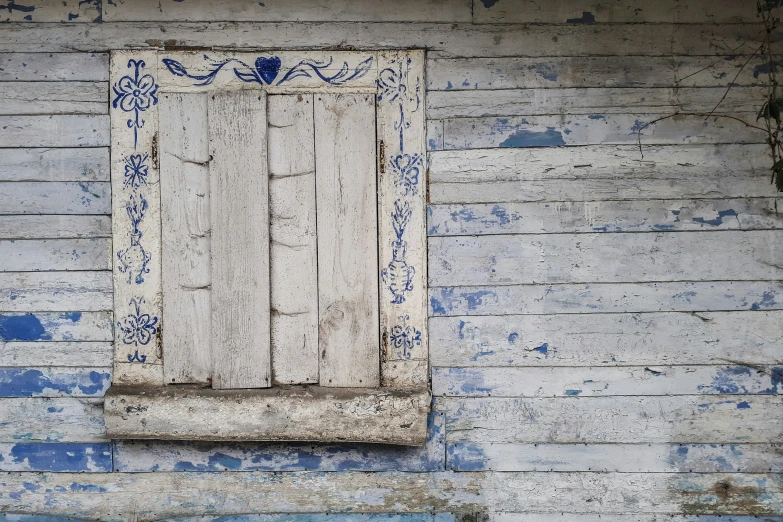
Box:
(151, 133), (159, 170)
(379, 139), (385, 174)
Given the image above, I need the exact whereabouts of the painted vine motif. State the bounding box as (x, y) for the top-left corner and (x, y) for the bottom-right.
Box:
(378, 56), (424, 359)
(113, 57), (160, 363)
(162, 55), (374, 87)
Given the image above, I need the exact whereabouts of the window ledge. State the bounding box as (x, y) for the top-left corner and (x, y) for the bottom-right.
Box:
(104, 384), (431, 446)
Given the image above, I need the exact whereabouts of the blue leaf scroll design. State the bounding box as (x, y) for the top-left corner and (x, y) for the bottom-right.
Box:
(377, 57), (421, 151)
(123, 153), (149, 189)
(390, 314), (422, 359)
(116, 193), (151, 285)
(117, 297), (159, 347)
(162, 54), (373, 87)
(382, 200), (415, 304)
(390, 153), (422, 196)
(127, 350), (147, 363)
(112, 59), (159, 150)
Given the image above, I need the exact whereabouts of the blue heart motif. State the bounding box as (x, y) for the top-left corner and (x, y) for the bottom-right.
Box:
(255, 56), (282, 85)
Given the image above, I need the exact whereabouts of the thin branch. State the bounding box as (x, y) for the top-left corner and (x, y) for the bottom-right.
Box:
(636, 112), (768, 160)
(675, 31), (765, 84)
(706, 42), (765, 118)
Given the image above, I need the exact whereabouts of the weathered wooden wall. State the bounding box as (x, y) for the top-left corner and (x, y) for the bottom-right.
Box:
(0, 0), (782, 520)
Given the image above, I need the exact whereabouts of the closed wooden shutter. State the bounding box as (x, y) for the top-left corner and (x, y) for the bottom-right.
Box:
(158, 90), (379, 389)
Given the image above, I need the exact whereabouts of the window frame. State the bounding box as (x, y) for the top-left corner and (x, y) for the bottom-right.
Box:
(104, 49), (429, 445)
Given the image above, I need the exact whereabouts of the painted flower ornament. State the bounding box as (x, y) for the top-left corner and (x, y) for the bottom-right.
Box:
(112, 59), (159, 148)
(123, 153), (149, 189)
(118, 297), (159, 347)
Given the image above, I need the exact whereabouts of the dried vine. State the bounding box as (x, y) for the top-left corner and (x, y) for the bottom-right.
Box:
(637, 1), (782, 191)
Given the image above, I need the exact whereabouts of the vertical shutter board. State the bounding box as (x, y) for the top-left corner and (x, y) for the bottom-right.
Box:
(268, 94), (319, 385)
(159, 92), (213, 384)
(314, 93), (380, 388)
(209, 90), (272, 390)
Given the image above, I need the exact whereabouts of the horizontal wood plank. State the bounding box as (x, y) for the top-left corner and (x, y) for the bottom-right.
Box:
(432, 366), (783, 397)
(0, 0), (100, 22)
(447, 441), (783, 472)
(429, 231), (783, 286)
(0, 148), (108, 182)
(488, 517), (783, 522)
(0, 367), (110, 397)
(0, 311), (112, 341)
(0, 471), (780, 515)
(0, 397), (105, 442)
(0, 182), (110, 215)
(429, 311), (783, 367)
(435, 114), (765, 151)
(0, 23), (771, 57)
(439, 395), (783, 443)
(0, 442), (111, 472)
(0, 271), (112, 312)
(103, 0), (472, 22)
(472, 0), (779, 24)
(0, 215), (111, 239)
(0, 53), (108, 81)
(0, 115), (109, 147)
(0, 239), (111, 271)
(428, 199), (782, 236)
(0, 82), (107, 115)
(0, 342), (112, 367)
(427, 87), (765, 119)
(427, 55), (771, 90)
(428, 282), (783, 316)
(114, 413), (444, 472)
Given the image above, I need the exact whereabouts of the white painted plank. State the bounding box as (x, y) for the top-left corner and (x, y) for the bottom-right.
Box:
(114, 411), (444, 471)
(429, 281), (783, 316)
(0, 312), (112, 342)
(437, 114), (765, 151)
(429, 144), (771, 184)
(159, 92), (211, 384)
(447, 442), (783, 472)
(0, 471), (781, 516)
(0, 82), (107, 115)
(0, 367), (110, 398)
(0, 23), (769, 58)
(0, 148), (108, 182)
(427, 55), (771, 90)
(104, 0), (471, 22)
(209, 90), (271, 389)
(0, 271), (112, 312)
(0, 342), (112, 367)
(488, 513), (783, 522)
(0, 239), (110, 272)
(0, 115), (109, 147)
(426, 87), (765, 119)
(268, 94), (318, 385)
(0, 0), (99, 22)
(0, 215), (111, 239)
(0, 53), (108, 81)
(314, 93), (379, 388)
(433, 311), (783, 368)
(376, 50), (429, 374)
(429, 230), (783, 286)
(473, 0), (776, 23)
(433, 366), (783, 397)
(428, 199), (783, 236)
(0, 398), (105, 442)
(110, 50), (163, 378)
(0, 182), (110, 215)
(440, 395), (783, 443)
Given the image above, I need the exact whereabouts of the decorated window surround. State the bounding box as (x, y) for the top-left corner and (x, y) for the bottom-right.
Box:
(104, 50), (429, 445)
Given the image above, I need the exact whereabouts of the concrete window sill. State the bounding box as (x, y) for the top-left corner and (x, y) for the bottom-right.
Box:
(103, 384), (431, 446)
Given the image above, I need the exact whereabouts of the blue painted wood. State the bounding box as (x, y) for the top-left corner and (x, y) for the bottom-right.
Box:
(0, 368), (111, 397)
(114, 412), (445, 472)
(0, 312), (112, 342)
(166, 516), (455, 522)
(0, 442), (111, 472)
